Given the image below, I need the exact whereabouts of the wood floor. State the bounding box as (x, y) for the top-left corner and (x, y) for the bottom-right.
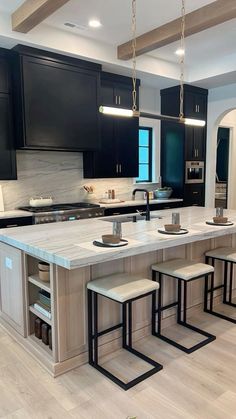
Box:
(1, 306), (236, 419)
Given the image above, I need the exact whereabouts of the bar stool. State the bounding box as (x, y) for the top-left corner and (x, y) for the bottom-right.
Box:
(152, 259), (216, 354)
(87, 273), (163, 391)
(205, 247), (236, 323)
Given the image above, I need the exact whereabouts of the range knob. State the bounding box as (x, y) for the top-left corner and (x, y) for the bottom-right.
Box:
(88, 213), (92, 217)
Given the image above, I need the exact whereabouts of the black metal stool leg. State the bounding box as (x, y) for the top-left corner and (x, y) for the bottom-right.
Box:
(128, 302), (132, 347)
(152, 271), (216, 354)
(157, 273), (162, 334)
(88, 290), (163, 391)
(94, 291), (98, 365)
(229, 262), (233, 304)
(205, 257), (236, 322)
(122, 302), (127, 349)
(177, 279), (182, 324)
(204, 274), (208, 312)
(223, 261), (228, 304)
(88, 289), (93, 365)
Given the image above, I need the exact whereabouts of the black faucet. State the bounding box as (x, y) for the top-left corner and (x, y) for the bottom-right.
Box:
(132, 188), (150, 221)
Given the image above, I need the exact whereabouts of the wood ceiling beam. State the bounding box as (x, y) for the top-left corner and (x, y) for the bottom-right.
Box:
(12, 0), (71, 33)
(118, 0), (236, 60)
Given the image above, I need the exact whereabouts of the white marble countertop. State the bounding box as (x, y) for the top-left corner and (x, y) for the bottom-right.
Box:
(1, 207), (236, 270)
(0, 210), (33, 220)
(97, 198), (183, 208)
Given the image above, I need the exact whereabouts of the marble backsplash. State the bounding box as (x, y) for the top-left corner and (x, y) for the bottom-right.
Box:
(0, 151), (158, 210)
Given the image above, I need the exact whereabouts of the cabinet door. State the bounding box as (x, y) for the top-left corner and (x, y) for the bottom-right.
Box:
(22, 56), (100, 150)
(185, 126), (206, 160)
(116, 117), (139, 177)
(0, 94), (16, 180)
(0, 243), (25, 336)
(114, 85), (133, 109)
(185, 126), (195, 160)
(184, 92), (207, 120)
(0, 55), (9, 93)
(100, 82), (115, 106)
(193, 127), (206, 160)
(184, 184), (205, 206)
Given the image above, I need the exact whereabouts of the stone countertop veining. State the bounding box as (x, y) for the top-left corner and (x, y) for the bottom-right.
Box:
(0, 206), (236, 270)
(97, 198), (183, 208)
(0, 210), (33, 220)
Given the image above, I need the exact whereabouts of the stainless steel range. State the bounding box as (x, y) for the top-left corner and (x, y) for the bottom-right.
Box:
(18, 203), (105, 224)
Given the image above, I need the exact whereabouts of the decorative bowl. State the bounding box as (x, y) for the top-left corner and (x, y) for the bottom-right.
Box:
(102, 234), (120, 244)
(213, 216), (228, 224)
(155, 188), (173, 199)
(164, 224), (181, 232)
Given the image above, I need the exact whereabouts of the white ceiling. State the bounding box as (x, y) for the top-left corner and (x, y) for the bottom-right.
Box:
(0, 0), (235, 89)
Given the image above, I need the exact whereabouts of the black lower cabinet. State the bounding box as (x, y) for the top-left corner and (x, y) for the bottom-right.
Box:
(184, 184), (205, 207)
(0, 94), (16, 180)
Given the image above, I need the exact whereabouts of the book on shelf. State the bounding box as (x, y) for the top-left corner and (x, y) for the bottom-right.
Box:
(32, 301), (52, 320)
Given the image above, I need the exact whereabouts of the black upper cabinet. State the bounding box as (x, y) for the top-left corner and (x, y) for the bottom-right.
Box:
(83, 72), (140, 178)
(12, 45), (101, 151)
(161, 84), (208, 121)
(0, 49), (16, 180)
(100, 72), (138, 109)
(184, 91), (207, 120)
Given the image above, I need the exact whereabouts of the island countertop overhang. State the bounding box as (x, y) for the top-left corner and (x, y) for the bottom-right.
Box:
(0, 207), (236, 270)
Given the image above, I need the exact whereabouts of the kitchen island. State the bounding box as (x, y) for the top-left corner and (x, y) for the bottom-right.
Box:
(0, 206), (235, 376)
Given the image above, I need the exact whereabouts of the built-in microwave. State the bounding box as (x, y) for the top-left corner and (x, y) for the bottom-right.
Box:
(185, 161), (204, 184)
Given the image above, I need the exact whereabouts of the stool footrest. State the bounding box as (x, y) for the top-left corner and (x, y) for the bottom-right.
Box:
(153, 322), (216, 354)
(206, 284), (224, 293)
(93, 323), (123, 338)
(205, 308), (236, 324)
(90, 348), (163, 391)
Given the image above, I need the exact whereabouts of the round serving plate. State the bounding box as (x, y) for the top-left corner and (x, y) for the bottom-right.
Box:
(93, 239), (128, 248)
(206, 221), (234, 227)
(157, 228), (189, 235)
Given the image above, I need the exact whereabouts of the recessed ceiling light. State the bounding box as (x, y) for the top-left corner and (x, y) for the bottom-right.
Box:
(88, 19), (102, 28)
(175, 48), (185, 56)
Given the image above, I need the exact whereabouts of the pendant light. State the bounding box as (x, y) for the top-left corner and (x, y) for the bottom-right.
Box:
(99, 0), (206, 128)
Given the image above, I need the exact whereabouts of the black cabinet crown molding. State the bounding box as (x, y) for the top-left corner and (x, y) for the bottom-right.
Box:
(161, 83), (208, 97)
(12, 44), (101, 72)
(101, 71), (140, 87)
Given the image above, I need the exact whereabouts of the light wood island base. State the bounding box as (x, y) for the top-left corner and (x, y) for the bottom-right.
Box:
(1, 224), (236, 377)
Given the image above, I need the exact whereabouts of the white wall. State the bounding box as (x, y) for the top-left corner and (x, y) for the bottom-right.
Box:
(206, 83), (236, 207)
(0, 85), (161, 210)
(219, 110), (236, 209)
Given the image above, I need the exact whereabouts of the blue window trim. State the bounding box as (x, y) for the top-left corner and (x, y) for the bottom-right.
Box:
(136, 127), (153, 183)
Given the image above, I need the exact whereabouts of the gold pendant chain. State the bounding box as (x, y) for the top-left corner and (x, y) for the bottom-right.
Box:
(179, 0), (186, 119)
(132, 0), (137, 112)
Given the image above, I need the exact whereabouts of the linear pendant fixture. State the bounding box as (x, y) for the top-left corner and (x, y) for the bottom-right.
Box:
(99, 107), (205, 126)
(99, 0), (206, 128)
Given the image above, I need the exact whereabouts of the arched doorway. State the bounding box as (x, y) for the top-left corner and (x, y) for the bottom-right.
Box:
(205, 85), (236, 208)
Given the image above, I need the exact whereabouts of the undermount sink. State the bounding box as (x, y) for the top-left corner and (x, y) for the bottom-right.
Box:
(103, 214), (162, 223)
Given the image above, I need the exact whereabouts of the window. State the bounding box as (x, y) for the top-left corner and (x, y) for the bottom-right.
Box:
(136, 127), (153, 182)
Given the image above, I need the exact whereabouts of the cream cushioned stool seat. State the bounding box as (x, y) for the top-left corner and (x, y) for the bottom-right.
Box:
(205, 247), (236, 262)
(87, 272), (159, 303)
(87, 272), (163, 391)
(151, 258), (216, 354)
(152, 259), (214, 281)
(205, 247), (236, 323)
